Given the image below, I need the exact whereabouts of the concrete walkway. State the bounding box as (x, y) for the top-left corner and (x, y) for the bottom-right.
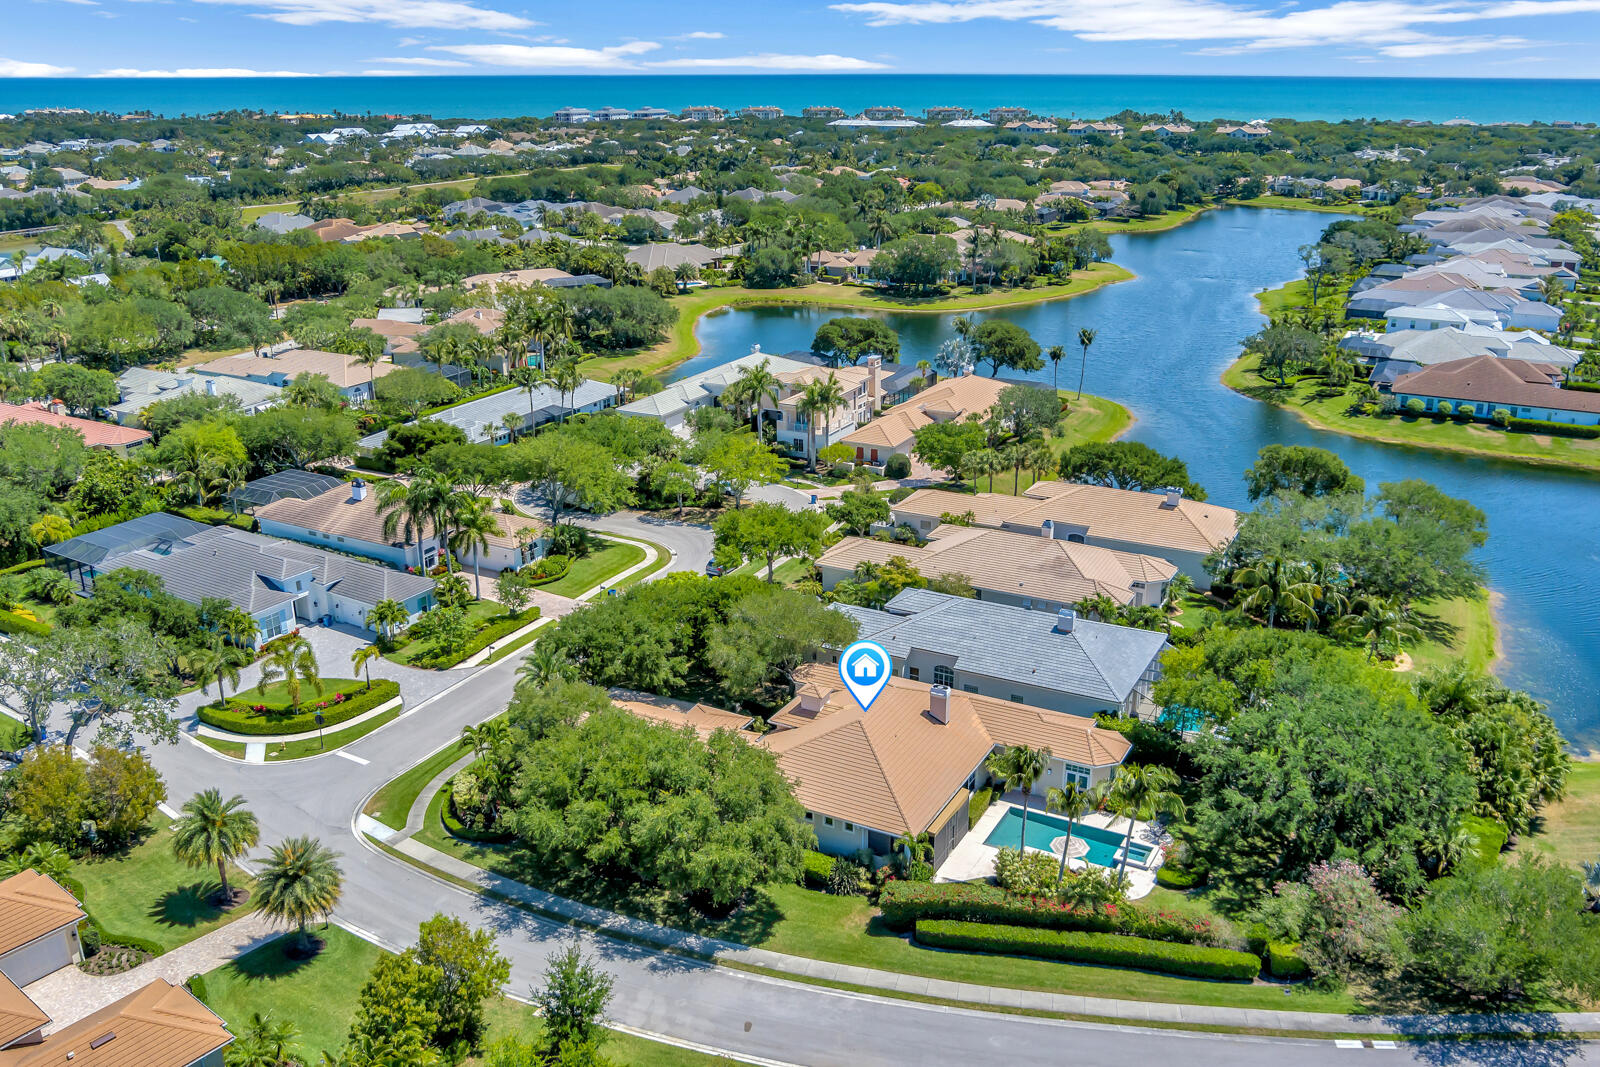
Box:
(24, 912), (285, 1032)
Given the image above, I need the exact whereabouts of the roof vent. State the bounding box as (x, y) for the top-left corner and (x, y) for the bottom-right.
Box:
(1055, 608), (1076, 634)
(929, 684), (950, 724)
(350, 478), (367, 502)
(798, 684), (824, 714)
(89, 1032), (116, 1051)
(1162, 487), (1181, 507)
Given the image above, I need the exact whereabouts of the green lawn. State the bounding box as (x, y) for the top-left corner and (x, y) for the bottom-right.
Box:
(612, 537), (673, 590)
(0, 717), (32, 751)
(363, 738), (472, 830)
(769, 557), (812, 586)
(1223, 354), (1600, 474)
(1082, 204), (1210, 234)
(387, 599), (511, 666)
(199, 924), (736, 1065)
(1405, 591), (1497, 674)
(1525, 759), (1600, 869)
(265, 707), (402, 760)
(1233, 195), (1374, 216)
(582, 264), (1134, 380)
(72, 818), (255, 952)
(232, 676), (362, 710)
(480, 625), (545, 666)
(536, 539), (647, 597)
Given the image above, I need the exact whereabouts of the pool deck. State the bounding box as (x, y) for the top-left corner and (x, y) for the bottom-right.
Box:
(936, 796), (1160, 899)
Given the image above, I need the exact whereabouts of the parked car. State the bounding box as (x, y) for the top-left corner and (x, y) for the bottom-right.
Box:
(705, 559), (727, 577)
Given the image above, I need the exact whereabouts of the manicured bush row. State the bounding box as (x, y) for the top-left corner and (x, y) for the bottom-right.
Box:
(166, 505), (256, 532)
(878, 880), (1217, 945)
(914, 920), (1261, 981)
(440, 792), (513, 844)
(409, 609), (539, 670)
(0, 559), (49, 576)
(1266, 941), (1311, 980)
(527, 558), (572, 587)
(802, 850), (836, 889)
(197, 680), (400, 736)
(1507, 418), (1600, 439)
(967, 787), (993, 828)
(78, 913), (167, 960)
(0, 610), (51, 638)
(1563, 379), (1600, 393)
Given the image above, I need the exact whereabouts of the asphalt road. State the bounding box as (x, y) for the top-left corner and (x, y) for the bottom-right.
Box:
(130, 523), (1592, 1067)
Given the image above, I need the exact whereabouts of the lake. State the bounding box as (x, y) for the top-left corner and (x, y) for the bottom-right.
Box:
(677, 208), (1600, 750)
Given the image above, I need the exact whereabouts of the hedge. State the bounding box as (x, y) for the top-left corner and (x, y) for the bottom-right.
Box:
(914, 921), (1261, 981)
(441, 790), (513, 844)
(0, 559), (49, 577)
(186, 973), (212, 1005)
(1563, 379), (1600, 393)
(1266, 941), (1311, 981)
(166, 505), (255, 532)
(65, 871), (168, 961)
(1155, 865), (1199, 890)
(1507, 417), (1600, 439)
(527, 557), (572, 587)
(878, 880), (1217, 945)
(0, 610), (52, 638)
(967, 787), (993, 828)
(409, 608), (539, 669)
(197, 680), (400, 736)
(803, 850), (836, 889)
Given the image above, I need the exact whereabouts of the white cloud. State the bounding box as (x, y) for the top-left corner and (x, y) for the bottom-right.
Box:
(366, 56), (470, 67)
(650, 52), (890, 69)
(0, 58), (75, 76)
(671, 30), (726, 39)
(191, 0), (533, 30)
(430, 40), (661, 68)
(94, 66), (323, 76)
(55, 0), (101, 6)
(829, 0), (1567, 55)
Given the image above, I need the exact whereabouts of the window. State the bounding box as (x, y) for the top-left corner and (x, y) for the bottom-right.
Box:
(963, 684), (979, 693)
(932, 664), (954, 687)
(1010, 695), (1024, 703)
(844, 823), (854, 832)
(1061, 761), (1092, 789)
(824, 817), (834, 826)
(907, 666), (920, 681)
(804, 812), (813, 821)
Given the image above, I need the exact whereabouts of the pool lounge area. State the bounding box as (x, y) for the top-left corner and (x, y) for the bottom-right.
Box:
(936, 797), (1167, 898)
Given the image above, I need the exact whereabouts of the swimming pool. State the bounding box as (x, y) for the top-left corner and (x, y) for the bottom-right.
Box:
(983, 807), (1153, 869)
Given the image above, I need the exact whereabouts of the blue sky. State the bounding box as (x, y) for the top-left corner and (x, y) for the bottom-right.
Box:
(7, 0), (1600, 79)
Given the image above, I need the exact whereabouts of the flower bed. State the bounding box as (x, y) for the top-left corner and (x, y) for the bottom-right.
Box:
(914, 920), (1261, 981)
(197, 679), (400, 736)
(879, 880), (1217, 945)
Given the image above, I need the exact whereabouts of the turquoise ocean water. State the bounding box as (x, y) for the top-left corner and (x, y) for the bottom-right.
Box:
(2, 74), (1598, 123)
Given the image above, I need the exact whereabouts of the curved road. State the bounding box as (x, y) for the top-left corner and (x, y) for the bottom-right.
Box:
(135, 533), (1586, 1067)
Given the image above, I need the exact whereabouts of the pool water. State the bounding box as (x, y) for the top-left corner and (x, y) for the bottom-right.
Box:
(983, 807), (1152, 869)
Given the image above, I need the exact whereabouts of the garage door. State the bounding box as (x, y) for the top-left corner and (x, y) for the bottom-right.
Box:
(0, 929), (71, 986)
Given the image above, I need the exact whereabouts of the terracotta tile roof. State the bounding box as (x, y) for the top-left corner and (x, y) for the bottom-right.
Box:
(443, 307), (505, 336)
(195, 349), (396, 390)
(0, 404), (150, 449)
(459, 267), (573, 290)
(1392, 355), (1600, 414)
(0, 980), (230, 1067)
(0, 972), (47, 1051)
(308, 217), (363, 242)
(608, 690), (752, 739)
(0, 873), (84, 957)
(256, 485), (543, 550)
(841, 374), (1012, 452)
(762, 664), (1128, 836)
(816, 527), (1175, 606)
(1009, 482), (1238, 554)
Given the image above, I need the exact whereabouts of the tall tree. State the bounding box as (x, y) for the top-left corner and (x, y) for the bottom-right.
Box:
(171, 789), (259, 906)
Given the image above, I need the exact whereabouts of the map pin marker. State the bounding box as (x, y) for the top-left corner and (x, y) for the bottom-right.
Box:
(839, 640), (892, 711)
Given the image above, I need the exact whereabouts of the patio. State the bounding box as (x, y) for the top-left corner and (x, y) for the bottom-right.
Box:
(934, 795), (1165, 899)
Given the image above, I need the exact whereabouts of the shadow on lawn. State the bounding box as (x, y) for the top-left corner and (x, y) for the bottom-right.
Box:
(149, 881), (230, 929)
(228, 930), (330, 982)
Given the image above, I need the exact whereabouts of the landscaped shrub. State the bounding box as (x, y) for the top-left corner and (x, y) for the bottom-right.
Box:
(409, 608), (539, 669)
(826, 857), (868, 896)
(1492, 408), (1512, 427)
(1507, 417), (1600, 439)
(186, 973), (212, 1005)
(1461, 814), (1508, 866)
(1436, 401), (1454, 417)
(197, 680), (400, 735)
(914, 921), (1261, 981)
(0, 610), (51, 637)
(166, 505), (255, 532)
(1404, 398), (1425, 414)
(1267, 941), (1311, 980)
(883, 453), (912, 479)
(802, 850), (836, 889)
(878, 880), (1217, 945)
(994, 847), (1060, 896)
(1156, 865), (1200, 890)
(967, 787), (993, 827)
(528, 555), (571, 585)
(0, 559), (49, 577)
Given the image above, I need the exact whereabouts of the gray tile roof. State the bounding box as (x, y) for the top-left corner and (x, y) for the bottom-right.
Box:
(836, 589), (1169, 704)
(358, 378), (614, 448)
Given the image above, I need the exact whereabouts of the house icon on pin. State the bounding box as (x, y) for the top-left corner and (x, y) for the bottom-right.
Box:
(850, 651), (882, 682)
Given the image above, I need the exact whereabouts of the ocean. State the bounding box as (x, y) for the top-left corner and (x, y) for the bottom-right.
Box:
(2, 74), (1598, 124)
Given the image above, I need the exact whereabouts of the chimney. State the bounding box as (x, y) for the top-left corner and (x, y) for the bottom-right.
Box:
(1162, 487), (1181, 508)
(1055, 608), (1076, 634)
(866, 354), (882, 406)
(929, 685), (950, 724)
(204, 377), (217, 396)
(1041, 519), (1054, 540)
(350, 478), (367, 502)
(798, 684), (823, 714)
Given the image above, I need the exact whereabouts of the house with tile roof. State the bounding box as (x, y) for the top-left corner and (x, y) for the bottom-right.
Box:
(835, 589), (1169, 719)
(762, 663), (1131, 865)
(888, 482), (1239, 589)
(0, 979), (231, 1066)
(357, 376), (614, 448)
(617, 348), (814, 432)
(838, 374), (1013, 466)
(108, 369), (281, 427)
(195, 348), (397, 403)
(0, 871), (86, 988)
(0, 403), (150, 454)
(1390, 355), (1600, 426)
(256, 479), (547, 575)
(816, 525), (1176, 611)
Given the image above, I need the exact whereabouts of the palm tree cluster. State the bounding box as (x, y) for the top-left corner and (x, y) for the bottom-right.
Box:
(374, 471), (505, 596)
(1229, 554), (1421, 661)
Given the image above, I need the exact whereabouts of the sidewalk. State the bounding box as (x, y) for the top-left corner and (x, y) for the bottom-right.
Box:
(23, 912), (285, 1032)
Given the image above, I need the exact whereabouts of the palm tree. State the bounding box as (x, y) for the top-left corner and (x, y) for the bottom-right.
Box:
(1023, 442), (1054, 489)
(1582, 855), (1600, 913)
(1423, 822), (1480, 877)
(376, 470), (453, 571)
(526, 293), (573, 371)
(368, 599), (410, 643)
(219, 608), (259, 651)
(733, 358), (782, 435)
(549, 359), (584, 422)
(434, 572), (472, 610)
(985, 744), (1053, 849)
(509, 365), (547, 433)
(1001, 442), (1028, 494)
(961, 447), (1002, 492)
(255, 836), (343, 954)
(421, 329), (460, 380)
(1107, 764), (1186, 881)
(0, 843), (71, 881)
(1233, 555), (1320, 629)
(1075, 327), (1097, 400)
(1045, 782), (1095, 885)
(191, 645), (244, 705)
(230, 1013), (300, 1067)
(1338, 596), (1421, 661)
(171, 789), (259, 905)
(256, 634), (323, 712)
(351, 644), (382, 692)
(892, 832), (932, 874)
(460, 718), (510, 760)
(518, 642), (576, 689)
(352, 348), (384, 406)
(797, 373), (847, 472)
(1047, 344), (1066, 393)
(449, 494), (504, 599)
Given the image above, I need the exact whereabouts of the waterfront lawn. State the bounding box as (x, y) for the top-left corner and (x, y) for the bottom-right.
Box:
(1405, 592), (1496, 674)
(536, 538), (646, 597)
(581, 264), (1134, 380)
(1234, 194), (1373, 216)
(1526, 759), (1600, 868)
(1223, 354), (1600, 474)
(72, 817), (255, 952)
